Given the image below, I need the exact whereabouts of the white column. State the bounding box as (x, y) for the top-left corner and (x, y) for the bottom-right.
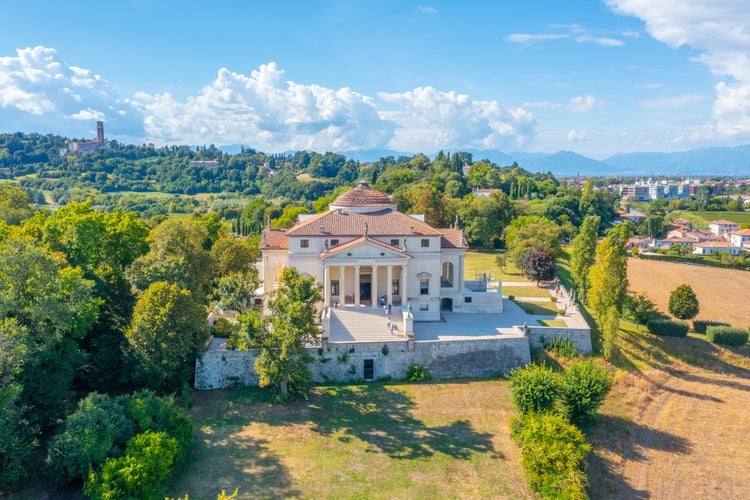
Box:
(459, 255), (464, 290)
(386, 265), (393, 307)
(402, 262), (408, 308)
(354, 265), (361, 307)
(371, 265), (379, 308)
(339, 266), (345, 306)
(323, 264), (330, 305)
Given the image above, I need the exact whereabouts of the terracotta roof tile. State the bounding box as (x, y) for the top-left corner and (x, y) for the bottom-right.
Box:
(286, 209), (443, 237)
(330, 181), (396, 209)
(439, 228), (468, 249)
(259, 229), (288, 249)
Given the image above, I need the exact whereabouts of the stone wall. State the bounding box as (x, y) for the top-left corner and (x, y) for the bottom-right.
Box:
(524, 326), (592, 354)
(195, 336), (532, 390)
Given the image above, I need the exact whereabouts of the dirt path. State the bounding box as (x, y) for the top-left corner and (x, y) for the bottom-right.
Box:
(617, 368), (750, 499)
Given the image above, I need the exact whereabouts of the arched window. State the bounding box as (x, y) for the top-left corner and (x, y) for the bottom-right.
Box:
(441, 261), (454, 287)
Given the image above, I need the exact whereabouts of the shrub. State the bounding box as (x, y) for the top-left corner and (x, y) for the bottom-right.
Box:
(693, 320), (730, 334)
(511, 412), (590, 498)
(84, 430), (178, 500)
(210, 317), (233, 338)
(668, 284), (700, 320)
(126, 390), (193, 465)
(406, 364), (431, 382)
(508, 364), (563, 415)
(706, 326), (749, 347)
(46, 393), (133, 483)
(562, 360), (612, 425)
(543, 336), (578, 359)
(647, 319), (689, 337)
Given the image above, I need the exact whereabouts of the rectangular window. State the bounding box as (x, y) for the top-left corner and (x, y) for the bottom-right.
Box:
(420, 304), (429, 311)
(330, 239), (339, 247)
(392, 279), (400, 295)
(421, 238), (429, 247)
(300, 239), (309, 248)
(363, 359), (374, 381)
(331, 280), (339, 296)
(464, 296), (472, 303)
(420, 278), (429, 295)
(391, 239), (400, 246)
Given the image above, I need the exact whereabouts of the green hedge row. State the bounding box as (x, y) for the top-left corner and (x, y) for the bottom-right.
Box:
(706, 326), (749, 347)
(647, 319), (689, 337)
(692, 320), (730, 334)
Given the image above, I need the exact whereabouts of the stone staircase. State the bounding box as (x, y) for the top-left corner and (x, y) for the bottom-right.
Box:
(329, 307), (405, 343)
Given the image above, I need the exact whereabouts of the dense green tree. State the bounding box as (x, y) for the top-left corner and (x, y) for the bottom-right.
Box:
(126, 219), (215, 298)
(459, 191), (516, 247)
(273, 205), (310, 229)
(623, 292), (660, 329)
(504, 216), (562, 267)
(254, 267), (322, 400)
(0, 183), (33, 225)
(668, 284), (700, 320)
(569, 215), (600, 298)
(125, 282), (208, 393)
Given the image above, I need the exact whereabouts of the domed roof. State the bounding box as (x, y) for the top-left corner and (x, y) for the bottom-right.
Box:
(329, 181), (396, 213)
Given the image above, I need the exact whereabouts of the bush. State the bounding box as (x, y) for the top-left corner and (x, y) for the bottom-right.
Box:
(647, 319), (689, 337)
(542, 336), (578, 359)
(706, 326), (749, 347)
(84, 430), (178, 500)
(210, 317), (233, 338)
(693, 320), (730, 334)
(562, 360), (612, 425)
(508, 364), (563, 415)
(46, 393), (133, 483)
(406, 364), (431, 382)
(511, 412), (590, 498)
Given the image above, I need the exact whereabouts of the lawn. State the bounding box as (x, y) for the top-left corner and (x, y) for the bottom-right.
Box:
(502, 285), (553, 298)
(464, 249), (529, 282)
(169, 381), (532, 499)
(512, 300), (560, 316)
(670, 210), (750, 227)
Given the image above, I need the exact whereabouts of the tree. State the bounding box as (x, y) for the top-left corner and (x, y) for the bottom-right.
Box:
(521, 246), (556, 285)
(254, 267), (321, 400)
(504, 216), (563, 268)
(587, 222), (632, 319)
(569, 215), (600, 297)
(623, 292), (659, 329)
(668, 284), (700, 320)
(125, 282), (208, 392)
(459, 191), (516, 247)
(0, 183), (33, 225)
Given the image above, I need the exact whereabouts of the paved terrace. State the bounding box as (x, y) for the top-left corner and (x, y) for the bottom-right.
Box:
(328, 281), (588, 343)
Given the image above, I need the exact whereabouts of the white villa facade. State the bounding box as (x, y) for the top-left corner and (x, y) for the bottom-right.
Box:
(259, 181), (502, 321)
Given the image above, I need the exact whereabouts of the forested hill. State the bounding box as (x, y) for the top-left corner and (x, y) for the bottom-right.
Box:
(0, 131), (560, 205)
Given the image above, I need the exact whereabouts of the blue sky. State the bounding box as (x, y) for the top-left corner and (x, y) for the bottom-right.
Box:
(1, 0), (748, 159)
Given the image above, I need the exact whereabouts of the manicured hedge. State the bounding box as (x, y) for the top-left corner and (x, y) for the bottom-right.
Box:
(692, 320), (730, 334)
(706, 326), (749, 347)
(647, 319), (689, 337)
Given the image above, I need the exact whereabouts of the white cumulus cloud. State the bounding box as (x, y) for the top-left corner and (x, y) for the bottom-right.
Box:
(378, 86), (535, 152)
(567, 95), (602, 112)
(133, 63), (394, 151)
(0, 46), (142, 137)
(568, 129), (588, 141)
(607, 0), (750, 136)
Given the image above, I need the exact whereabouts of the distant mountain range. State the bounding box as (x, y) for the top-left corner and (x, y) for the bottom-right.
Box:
(220, 144), (750, 178)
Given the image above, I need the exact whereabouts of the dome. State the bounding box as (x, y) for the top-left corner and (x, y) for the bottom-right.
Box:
(329, 181), (396, 213)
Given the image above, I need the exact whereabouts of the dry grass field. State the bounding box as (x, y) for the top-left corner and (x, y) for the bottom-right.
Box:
(627, 257), (750, 329)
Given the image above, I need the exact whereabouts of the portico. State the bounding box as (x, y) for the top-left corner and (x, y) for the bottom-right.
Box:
(324, 262), (408, 308)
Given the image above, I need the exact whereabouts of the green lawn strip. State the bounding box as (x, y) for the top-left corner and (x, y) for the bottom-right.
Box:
(513, 300), (560, 316)
(503, 285), (553, 298)
(538, 319), (567, 327)
(170, 381), (530, 499)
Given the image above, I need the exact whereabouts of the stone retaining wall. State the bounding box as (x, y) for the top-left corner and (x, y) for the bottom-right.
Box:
(195, 336), (532, 390)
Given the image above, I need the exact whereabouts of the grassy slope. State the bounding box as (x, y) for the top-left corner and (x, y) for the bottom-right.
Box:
(171, 381), (532, 499)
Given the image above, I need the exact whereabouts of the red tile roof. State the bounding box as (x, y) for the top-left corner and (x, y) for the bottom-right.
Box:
(330, 181), (396, 209)
(440, 228), (468, 249)
(259, 229), (288, 250)
(285, 209), (443, 237)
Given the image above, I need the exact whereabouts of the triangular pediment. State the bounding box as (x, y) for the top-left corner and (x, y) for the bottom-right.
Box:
(322, 237), (411, 260)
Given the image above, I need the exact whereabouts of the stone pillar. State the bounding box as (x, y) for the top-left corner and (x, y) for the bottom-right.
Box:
(339, 265), (345, 306)
(371, 265), (379, 308)
(402, 262), (408, 308)
(386, 265), (393, 307)
(354, 265), (361, 307)
(459, 255), (464, 291)
(323, 264), (330, 306)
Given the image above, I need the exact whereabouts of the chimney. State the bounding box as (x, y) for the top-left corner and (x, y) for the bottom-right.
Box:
(96, 121), (104, 143)
(409, 226), (415, 235)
